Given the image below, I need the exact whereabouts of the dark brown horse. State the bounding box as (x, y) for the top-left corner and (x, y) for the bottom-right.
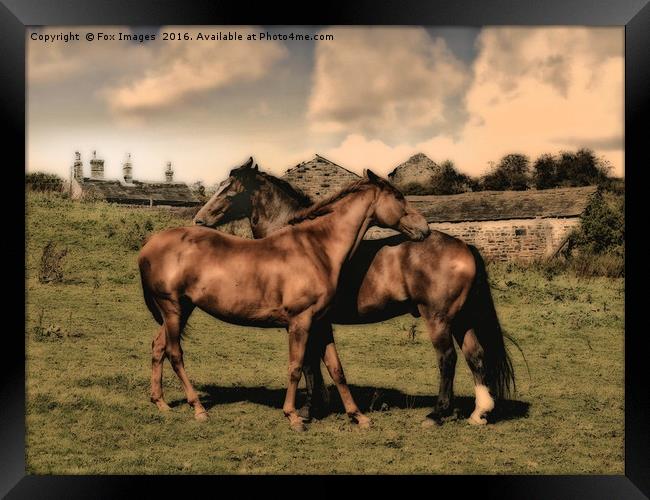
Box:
(139, 169), (430, 431)
(194, 159), (516, 426)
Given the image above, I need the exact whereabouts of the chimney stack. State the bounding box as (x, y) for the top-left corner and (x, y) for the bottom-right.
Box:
(89, 150), (104, 179)
(122, 153), (133, 184)
(165, 161), (174, 183)
(72, 151), (83, 180)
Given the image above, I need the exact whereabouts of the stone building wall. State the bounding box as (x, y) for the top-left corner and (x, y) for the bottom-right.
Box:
(388, 153), (440, 190)
(282, 155), (361, 200)
(365, 217), (581, 262)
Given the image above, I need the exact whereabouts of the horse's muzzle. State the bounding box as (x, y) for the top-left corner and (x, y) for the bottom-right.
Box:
(398, 213), (430, 241)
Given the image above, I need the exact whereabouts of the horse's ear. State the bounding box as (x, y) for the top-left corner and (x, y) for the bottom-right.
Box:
(253, 164), (259, 171)
(366, 169), (380, 183)
(243, 157), (254, 169)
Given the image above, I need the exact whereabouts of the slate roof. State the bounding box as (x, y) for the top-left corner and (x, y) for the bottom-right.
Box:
(78, 178), (200, 206)
(406, 186), (598, 223)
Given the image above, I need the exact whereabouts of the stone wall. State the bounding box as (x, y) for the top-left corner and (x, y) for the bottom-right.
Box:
(365, 217), (581, 262)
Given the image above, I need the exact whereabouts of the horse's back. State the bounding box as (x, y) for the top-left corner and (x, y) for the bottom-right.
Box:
(400, 230), (476, 307)
(138, 226), (238, 293)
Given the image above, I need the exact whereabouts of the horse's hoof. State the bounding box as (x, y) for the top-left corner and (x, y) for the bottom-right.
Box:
(357, 418), (372, 430)
(290, 421), (307, 432)
(194, 411), (209, 422)
(421, 417), (440, 428)
(153, 400), (171, 411)
(349, 413), (371, 429)
(296, 405), (312, 421)
(468, 413), (487, 426)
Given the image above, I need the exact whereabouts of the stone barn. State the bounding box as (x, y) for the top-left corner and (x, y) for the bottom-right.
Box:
(388, 153), (441, 191)
(403, 186), (598, 261)
(282, 154), (361, 200)
(69, 151), (200, 207)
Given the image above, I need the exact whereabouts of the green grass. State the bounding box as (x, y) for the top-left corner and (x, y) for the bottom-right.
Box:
(26, 192), (624, 474)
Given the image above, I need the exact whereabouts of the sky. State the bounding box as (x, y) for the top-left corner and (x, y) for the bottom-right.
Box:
(27, 26), (624, 185)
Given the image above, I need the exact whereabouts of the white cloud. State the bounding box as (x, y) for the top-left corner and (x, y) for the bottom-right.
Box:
(308, 27), (470, 138)
(323, 27), (624, 177)
(28, 27), (147, 84)
(103, 27), (288, 115)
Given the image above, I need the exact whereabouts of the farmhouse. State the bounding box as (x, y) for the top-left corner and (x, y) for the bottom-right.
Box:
(69, 151), (200, 207)
(280, 155), (597, 262)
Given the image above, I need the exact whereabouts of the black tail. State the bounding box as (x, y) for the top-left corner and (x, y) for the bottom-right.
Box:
(465, 245), (516, 400)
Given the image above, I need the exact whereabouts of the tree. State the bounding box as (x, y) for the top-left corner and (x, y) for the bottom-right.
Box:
(26, 172), (64, 192)
(428, 160), (477, 195)
(556, 148), (610, 187)
(190, 181), (207, 202)
(532, 154), (558, 190)
(480, 154), (531, 191)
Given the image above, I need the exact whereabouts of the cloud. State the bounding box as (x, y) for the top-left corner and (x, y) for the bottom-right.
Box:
(308, 27), (471, 139)
(28, 43), (84, 84)
(103, 28), (287, 115)
(322, 27), (624, 177)
(28, 27), (145, 84)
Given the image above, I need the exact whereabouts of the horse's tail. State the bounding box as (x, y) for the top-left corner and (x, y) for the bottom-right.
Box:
(464, 245), (516, 400)
(138, 255), (163, 326)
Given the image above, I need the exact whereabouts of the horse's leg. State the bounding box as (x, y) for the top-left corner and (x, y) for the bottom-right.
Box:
(283, 313), (312, 432)
(297, 331), (328, 421)
(319, 322), (370, 429)
(420, 305), (457, 426)
(454, 327), (495, 425)
(151, 325), (170, 411)
(161, 300), (208, 421)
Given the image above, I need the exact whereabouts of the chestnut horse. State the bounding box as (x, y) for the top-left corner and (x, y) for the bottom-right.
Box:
(139, 170), (430, 431)
(194, 159), (516, 426)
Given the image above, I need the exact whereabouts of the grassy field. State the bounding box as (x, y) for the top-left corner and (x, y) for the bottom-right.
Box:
(25, 192), (624, 474)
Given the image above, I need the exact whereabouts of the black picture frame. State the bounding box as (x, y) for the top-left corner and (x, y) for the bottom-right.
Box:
(3, 0), (647, 497)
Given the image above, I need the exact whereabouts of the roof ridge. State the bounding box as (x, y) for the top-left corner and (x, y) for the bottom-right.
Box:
(284, 154), (361, 178)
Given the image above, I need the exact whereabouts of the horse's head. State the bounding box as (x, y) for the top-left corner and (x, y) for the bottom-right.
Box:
(365, 169), (430, 241)
(193, 157), (258, 227)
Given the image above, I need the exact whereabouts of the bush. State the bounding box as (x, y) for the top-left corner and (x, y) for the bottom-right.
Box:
(119, 217), (155, 250)
(572, 191), (624, 256)
(81, 185), (104, 203)
(32, 308), (83, 342)
(563, 189), (624, 277)
(26, 172), (64, 193)
(568, 252), (624, 278)
(428, 160), (477, 195)
(39, 241), (68, 283)
(190, 181), (207, 203)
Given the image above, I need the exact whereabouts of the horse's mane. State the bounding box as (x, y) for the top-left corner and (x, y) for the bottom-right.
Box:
(256, 171), (313, 207)
(288, 179), (374, 225)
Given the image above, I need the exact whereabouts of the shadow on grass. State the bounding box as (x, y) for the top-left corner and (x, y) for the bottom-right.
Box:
(179, 384), (530, 423)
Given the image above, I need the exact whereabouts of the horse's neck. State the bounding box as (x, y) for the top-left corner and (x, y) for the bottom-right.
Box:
(250, 179), (307, 238)
(303, 188), (377, 282)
